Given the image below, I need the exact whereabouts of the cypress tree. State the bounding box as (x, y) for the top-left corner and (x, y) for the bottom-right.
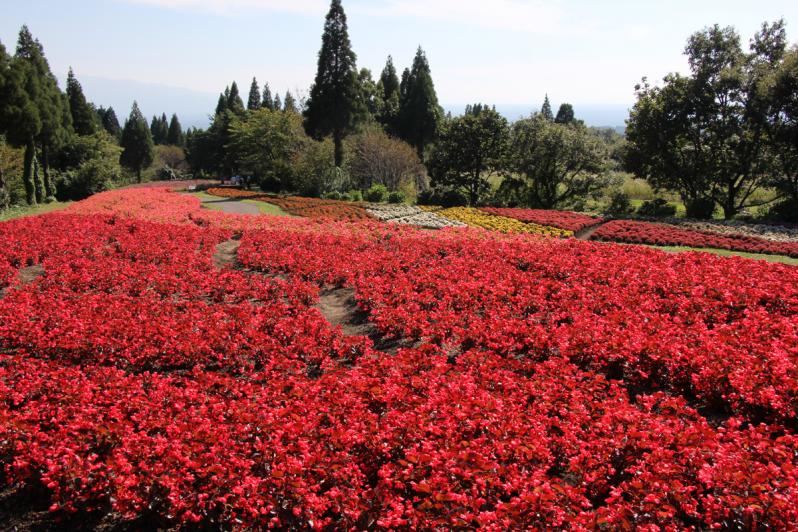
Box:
(120, 101), (154, 182)
(159, 113), (169, 142)
(378, 55), (400, 132)
(554, 103), (575, 124)
(284, 90), (297, 113)
(98, 106), (121, 139)
(380, 56), (400, 99)
(303, 0), (366, 167)
(66, 67), (97, 136)
(247, 77), (261, 111)
(227, 81), (246, 116)
(398, 47), (442, 160)
(262, 83), (274, 111)
(15, 26), (69, 203)
(541, 94), (554, 121)
(167, 113), (184, 146)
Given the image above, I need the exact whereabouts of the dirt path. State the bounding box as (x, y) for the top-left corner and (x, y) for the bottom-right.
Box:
(574, 221), (608, 241)
(213, 238), (241, 269)
(0, 265), (45, 299)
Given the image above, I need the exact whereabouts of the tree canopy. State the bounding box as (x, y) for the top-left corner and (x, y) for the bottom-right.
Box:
(120, 101), (154, 182)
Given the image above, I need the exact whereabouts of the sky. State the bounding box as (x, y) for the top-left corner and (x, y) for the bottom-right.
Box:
(2, 0), (797, 128)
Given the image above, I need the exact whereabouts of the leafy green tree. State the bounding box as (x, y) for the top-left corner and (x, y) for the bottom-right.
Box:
(554, 103), (575, 125)
(626, 21), (787, 219)
(262, 83), (275, 111)
(428, 104), (509, 205)
(55, 131), (121, 200)
(97, 106), (121, 139)
(120, 101), (154, 182)
(284, 91), (297, 113)
(227, 81), (246, 116)
(505, 113), (608, 209)
(228, 108), (309, 191)
(769, 44), (798, 204)
(398, 47), (442, 160)
(66, 67), (97, 136)
(247, 77), (261, 111)
(303, 0), (365, 167)
(358, 68), (380, 120)
(541, 94), (553, 121)
(167, 113), (184, 146)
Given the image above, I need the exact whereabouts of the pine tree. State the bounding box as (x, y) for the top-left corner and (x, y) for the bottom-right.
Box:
(378, 55), (400, 132)
(554, 103), (575, 124)
(97, 106), (121, 139)
(227, 81), (246, 116)
(398, 47), (442, 160)
(284, 90), (297, 113)
(247, 77), (261, 111)
(167, 114), (184, 146)
(262, 83), (274, 111)
(215, 91), (228, 116)
(303, 0), (366, 167)
(150, 115), (168, 145)
(66, 67), (97, 136)
(541, 94), (554, 121)
(14, 26), (70, 203)
(273, 93), (282, 112)
(120, 101), (154, 182)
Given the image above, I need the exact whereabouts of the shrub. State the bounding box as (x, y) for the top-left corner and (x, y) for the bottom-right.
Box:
(417, 187), (469, 208)
(364, 184), (389, 203)
(685, 198), (716, 220)
(346, 190), (363, 202)
(604, 192), (633, 216)
(387, 191), (405, 204)
(764, 199), (798, 224)
(637, 198), (677, 218)
(323, 191), (342, 201)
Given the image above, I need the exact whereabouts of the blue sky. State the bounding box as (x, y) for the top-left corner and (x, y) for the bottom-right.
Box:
(2, 0), (797, 127)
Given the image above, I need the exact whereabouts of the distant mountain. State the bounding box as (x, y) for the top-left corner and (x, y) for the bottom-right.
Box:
(444, 104), (630, 130)
(79, 76), (218, 130)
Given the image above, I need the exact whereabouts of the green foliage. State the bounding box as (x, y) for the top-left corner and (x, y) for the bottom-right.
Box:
(387, 190), (405, 204)
(345, 189), (362, 201)
(417, 186), (468, 207)
(626, 20), (789, 219)
(377, 55), (400, 132)
(323, 190), (342, 200)
(554, 103), (575, 125)
(261, 83), (274, 111)
(397, 48), (442, 160)
(506, 113), (608, 209)
(428, 105), (508, 205)
(763, 198), (798, 223)
(684, 197), (717, 220)
(120, 102), (154, 182)
(167, 114), (184, 146)
(636, 198), (677, 218)
(247, 77), (261, 111)
(227, 81), (246, 116)
(56, 132), (121, 201)
(293, 138), (339, 196)
(66, 67), (97, 136)
(273, 93), (282, 112)
(541, 94), (553, 121)
(604, 192), (633, 216)
(150, 113), (169, 145)
(96, 106), (121, 139)
(364, 183), (389, 203)
(303, 0), (365, 167)
(770, 45), (798, 204)
(284, 91), (297, 114)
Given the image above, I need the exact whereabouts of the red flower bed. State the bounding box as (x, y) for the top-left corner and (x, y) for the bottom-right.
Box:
(481, 207), (602, 232)
(1, 189), (798, 529)
(261, 196), (374, 221)
(206, 187), (266, 199)
(593, 219), (798, 258)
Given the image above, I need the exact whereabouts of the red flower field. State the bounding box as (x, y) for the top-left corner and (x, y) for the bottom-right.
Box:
(1, 186), (797, 529)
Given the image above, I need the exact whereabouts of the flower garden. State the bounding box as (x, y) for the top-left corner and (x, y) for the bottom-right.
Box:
(0, 184), (797, 529)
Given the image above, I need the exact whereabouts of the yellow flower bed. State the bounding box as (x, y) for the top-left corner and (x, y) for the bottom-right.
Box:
(437, 207), (573, 237)
(418, 205), (444, 213)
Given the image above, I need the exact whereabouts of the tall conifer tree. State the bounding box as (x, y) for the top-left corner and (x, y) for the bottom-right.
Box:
(262, 83), (274, 111)
(247, 77), (261, 111)
(66, 67), (97, 135)
(541, 94), (554, 121)
(303, 0), (365, 167)
(398, 47), (442, 160)
(120, 101), (154, 182)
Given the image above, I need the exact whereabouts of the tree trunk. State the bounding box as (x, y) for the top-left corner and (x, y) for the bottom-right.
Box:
(41, 145), (53, 200)
(333, 130), (344, 168)
(137, 168), (142, 184)
(0, 165), (8, 211)
(23, 140), (36, 206)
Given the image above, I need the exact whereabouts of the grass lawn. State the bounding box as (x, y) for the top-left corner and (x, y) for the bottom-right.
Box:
(650, 245), (798, 265)
(188, 191), (292, 216)
(0, 201), (72, 222)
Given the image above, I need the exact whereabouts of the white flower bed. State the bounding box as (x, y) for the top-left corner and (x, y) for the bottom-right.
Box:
(674, 220), (798, 243)
(389, 212), (467, 229)
(366, 204), (425, 221)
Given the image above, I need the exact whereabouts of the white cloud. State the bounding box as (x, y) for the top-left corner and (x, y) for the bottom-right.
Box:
(120, 0), (327, 16)
(359, 0), (566, 33)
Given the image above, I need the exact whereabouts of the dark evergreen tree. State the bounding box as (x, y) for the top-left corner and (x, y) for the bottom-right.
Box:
(262, 83), (274, 111)
(554, 103), (575, 124)
(15, 26), (70, 203)
(399, 68), (410, 102)
(274, 93), (282, 112)
(227, 81), (246, 116)
(378, 55), (400, 131)
(66, 67), (97, 136)
(398, 47), (442, 160)
(215, 91), (228, 116)
(97, 106), (121, 139)
(303, 0), (366, 167)
(120, 101), (154, 182)
(541, 94), (554, 121)
(247, 77), (261, 111)
(167, 113), (184, 146)
(283, 90), (297, 113)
